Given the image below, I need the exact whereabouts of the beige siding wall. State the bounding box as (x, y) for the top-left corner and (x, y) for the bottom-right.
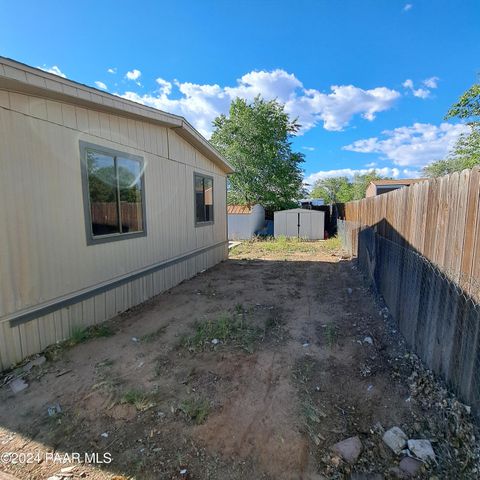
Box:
(0, 91), (228, 370)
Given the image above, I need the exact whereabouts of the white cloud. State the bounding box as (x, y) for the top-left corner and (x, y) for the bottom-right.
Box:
(156, 77), (172, 95)
(403, 76), (439, 99)
(365, 162), (377, 167)
(94, 81), (107, 90)
(38, 65), (66, 78)
(107, 67), (117, 74)
(304, 167), (401, 186)
(117, 69), (400, 138)
(343, 122), (468, 167)
(403, 3), (413, 11)
(126, 69), (141, 82)
(412, 88), (430, 99)
(423, 76), (439, 89)
(302, 146), (316, 151)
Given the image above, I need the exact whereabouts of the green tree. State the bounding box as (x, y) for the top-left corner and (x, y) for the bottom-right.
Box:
(352, 170), (391, 200)
(210, 96), (305, 210)
(311, 176), (354, 203)
(423, 83), (480, 177)
(87, 152), (140, 203)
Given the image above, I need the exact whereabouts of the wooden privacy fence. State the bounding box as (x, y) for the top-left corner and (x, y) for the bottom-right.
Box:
(339, 166), (480, 420)
(91, 202), (142, 231)
(343, 167), (480, 298)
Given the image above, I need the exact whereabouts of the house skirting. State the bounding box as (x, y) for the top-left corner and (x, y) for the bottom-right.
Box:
(0, 241), (227, 371)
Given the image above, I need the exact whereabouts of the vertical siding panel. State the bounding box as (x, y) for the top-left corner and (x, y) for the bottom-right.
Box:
(9, 92), (29, 114)
(46, 100), (63, 124)
(28, 97), (48, 120)
(87, 109), (101, 135)
(99, 112), (111, 140)
(75, 107), (89, 132)
(61, 104), (77, 129)
(0, 90), (10, 109)
(135, 121), (145, 150)
(109, 114), (121, 144)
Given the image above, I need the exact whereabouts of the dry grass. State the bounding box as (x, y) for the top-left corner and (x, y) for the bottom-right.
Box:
(231, 236), (343, 258)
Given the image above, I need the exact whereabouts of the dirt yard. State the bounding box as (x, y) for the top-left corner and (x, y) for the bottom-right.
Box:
(0, 238), (478, 480)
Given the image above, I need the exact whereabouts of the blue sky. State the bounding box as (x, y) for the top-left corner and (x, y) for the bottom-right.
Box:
(1, 0), (479, 184)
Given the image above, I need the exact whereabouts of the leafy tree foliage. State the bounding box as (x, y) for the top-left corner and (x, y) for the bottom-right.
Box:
(423, 83), (480, 177)
(351, 171), (390, 200)
(445, 84), (480, 120)
(87, 154), (140, 203)
(210, 97), (305, 210)
(311, 176), (353, 203)
(311, 170), (390, 203)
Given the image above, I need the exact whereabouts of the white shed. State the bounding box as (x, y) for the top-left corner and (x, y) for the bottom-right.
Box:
(274, 208), (325, 240)
(227, 204), (265, 240)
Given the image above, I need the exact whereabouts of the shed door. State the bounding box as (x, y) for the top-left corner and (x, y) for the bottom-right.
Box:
(285, 212), (299, 237)
(299, 212), (312, 238)
(285, 212), (312, 238)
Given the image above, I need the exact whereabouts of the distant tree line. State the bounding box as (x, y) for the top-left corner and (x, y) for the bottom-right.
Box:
(310, 171), (390, 204)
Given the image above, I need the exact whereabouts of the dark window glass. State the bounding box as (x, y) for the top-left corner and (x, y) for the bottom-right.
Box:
(195, 174), (214, 224)
(85, 148), (144, 238)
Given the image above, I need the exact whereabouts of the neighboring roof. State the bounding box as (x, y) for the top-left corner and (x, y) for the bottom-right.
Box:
(371, 179), (423, 187)
(0, 57), (234, 174)
(227, 205), (253, 215)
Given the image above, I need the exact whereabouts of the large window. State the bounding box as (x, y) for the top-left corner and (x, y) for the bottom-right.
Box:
(195, 174), (214, 224)
(80, 142), (146, 244)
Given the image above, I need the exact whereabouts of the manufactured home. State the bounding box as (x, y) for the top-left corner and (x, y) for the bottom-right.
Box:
(365, 179), (422, 197)
(0, 57), (233, 370)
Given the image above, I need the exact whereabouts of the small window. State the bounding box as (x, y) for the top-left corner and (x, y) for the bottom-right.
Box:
(194, 174), (214, 224)
(80, 142), (146, 244)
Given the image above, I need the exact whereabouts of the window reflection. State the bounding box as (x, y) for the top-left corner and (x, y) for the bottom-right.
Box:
(86, 149), (144, 237)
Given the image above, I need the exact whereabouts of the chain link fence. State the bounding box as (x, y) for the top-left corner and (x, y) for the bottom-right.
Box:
(339, 220), (480, 420)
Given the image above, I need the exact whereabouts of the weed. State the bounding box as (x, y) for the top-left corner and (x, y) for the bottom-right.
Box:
(234, 303), (244, 314)
(152, 356), (170, 378)
(121, 389), (156, 411)
(324, 323), (338, 348)
(70, 326), (89, 344)
(181, 312), (263, 353)
(96, 358), (114, 369)
(301, 398), (327, 445)
(293, 357), (326, 447)
(322, 235), (342, 253)
(69, 324), (114, 346)
(140, 325), (167, 343)
(264, 311), (287, 342)
(179, 397), (210, 424)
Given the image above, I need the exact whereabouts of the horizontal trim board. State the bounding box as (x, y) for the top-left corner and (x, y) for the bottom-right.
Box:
(6, 241), (227, 328)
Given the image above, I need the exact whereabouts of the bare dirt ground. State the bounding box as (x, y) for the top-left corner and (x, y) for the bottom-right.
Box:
(0, 239), (478, 480)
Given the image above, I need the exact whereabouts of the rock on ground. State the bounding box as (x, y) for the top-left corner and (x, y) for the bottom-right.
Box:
(331, 436), (363, 464)
(399, 456), (423, 476)
(407, 439), (435, 462)
(350, 474), (383, 480)
(382, 427), (408, 455)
